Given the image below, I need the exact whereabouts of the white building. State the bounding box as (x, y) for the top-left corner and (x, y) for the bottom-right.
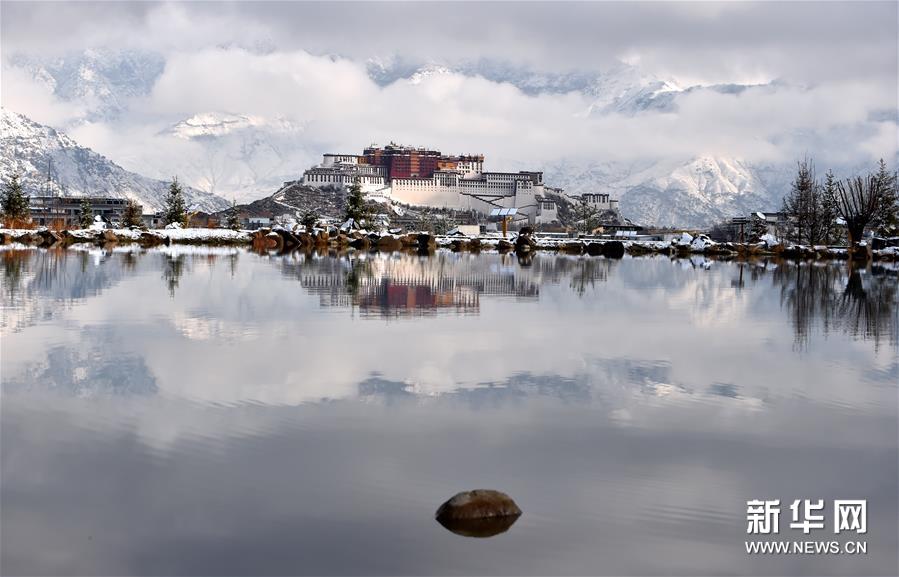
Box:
(303, 163), (389, 195)
(302, 147), (551, 224)
(534, 196), (559, 225)
(581, 193), (619, 212)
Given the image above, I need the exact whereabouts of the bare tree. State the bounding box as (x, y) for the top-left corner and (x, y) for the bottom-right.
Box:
(832, 175), (881, 247)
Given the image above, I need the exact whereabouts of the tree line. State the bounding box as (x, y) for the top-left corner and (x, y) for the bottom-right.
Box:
(781, 158), (897, 246)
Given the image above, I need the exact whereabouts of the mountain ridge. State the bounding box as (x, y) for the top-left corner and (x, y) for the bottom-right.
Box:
(0, 108), (229, 213)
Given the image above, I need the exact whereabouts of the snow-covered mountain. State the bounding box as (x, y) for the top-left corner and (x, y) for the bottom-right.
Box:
(9, 48), (165, 121)
(543, 156), (787, 227)
(160, 111), (317, 199)
(0, 108), (229, 213)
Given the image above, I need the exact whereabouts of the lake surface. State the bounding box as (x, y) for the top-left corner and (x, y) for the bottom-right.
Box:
(2, 246), (897, 576)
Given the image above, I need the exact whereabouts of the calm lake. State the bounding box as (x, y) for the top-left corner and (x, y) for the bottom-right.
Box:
(1, 246), (897, 576)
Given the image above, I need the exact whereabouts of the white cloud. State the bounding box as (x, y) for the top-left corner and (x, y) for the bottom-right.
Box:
(1, 2), (896, 201)
(0, 65), (87, 126)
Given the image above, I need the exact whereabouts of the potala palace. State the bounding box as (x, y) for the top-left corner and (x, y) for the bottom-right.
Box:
(302, 143), (618, 225)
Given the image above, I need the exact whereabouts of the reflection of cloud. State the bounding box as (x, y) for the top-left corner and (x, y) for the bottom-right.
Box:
(4, 247), (898, 575)
(172, 312), (259, 342)
(5, 330), (157, 397)
(2, 389), (896, 575)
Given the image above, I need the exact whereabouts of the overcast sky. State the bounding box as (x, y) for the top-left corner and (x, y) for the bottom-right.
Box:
(1, 1), (897, 195)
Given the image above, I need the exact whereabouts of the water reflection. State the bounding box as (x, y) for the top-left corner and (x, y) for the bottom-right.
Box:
(436, 515), (521, 538)
(773, 261), (898, 349)
(1, 246), (896, 576)
(280, 252), (542, 317)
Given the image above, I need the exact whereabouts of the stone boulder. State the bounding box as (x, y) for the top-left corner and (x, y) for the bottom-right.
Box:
(601, 241), (625, 259)
(400, 233), (420, 248)
(435, 490), (521, 538)
(496, 239), (514, 252)
(376, 235), (402, 251)
(585, 242), (603, 256)
(272, 228), (301, 250)
(417, 233), (437, 252)
(265, 231), (284, 252)
(349, 236), (372, 250)
(35, 229), (63, 247)
(560, 241), (584, 255)
(514, 234), (537, 253)
(450, 239), (470, 252)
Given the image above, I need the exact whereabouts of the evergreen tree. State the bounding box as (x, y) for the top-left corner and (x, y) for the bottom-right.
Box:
(782, 158), (816, 244)
(79, 198), (94, 228)
(300, 209), (318, 232)
(1, 173), (30, 221)
(163, 177), (187, 226)
(748, 218), (768, 243)
(343, 179), (369, 225)
(820, 170), (840, 244)
(781, 158), (839, 245)
(122, 199), (143, 228)
(871, 158), (898, 236)
(226, 199), (241, 230)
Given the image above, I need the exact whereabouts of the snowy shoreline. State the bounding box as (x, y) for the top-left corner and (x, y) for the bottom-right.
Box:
(1, 227), (896, 262)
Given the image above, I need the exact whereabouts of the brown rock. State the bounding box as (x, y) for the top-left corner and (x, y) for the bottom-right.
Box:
(400, 233), (420, 248)
(376, 235), (402, 251)
(349, 236), (371, 250)
(435, 490), (522, 524)
(265, 231), (284, 251)
(36, 229), (63, 246)
(417, 233), (437, 251)
(450, 239), (470, 251)
(560, 241), (584, 254)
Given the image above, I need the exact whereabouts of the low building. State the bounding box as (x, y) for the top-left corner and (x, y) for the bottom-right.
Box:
(751, 211), (790, 237)
(534, 196), (559, 225)
(581, 193), (619, 212)
(29, 195), (135, 227)
(245, 217), (272, 230)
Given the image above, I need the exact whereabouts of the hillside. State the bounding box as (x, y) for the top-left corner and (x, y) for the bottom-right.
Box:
(0, 108), (229, 213)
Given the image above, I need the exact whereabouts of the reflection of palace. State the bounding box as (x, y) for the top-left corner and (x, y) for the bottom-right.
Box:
(285, 254), (543, 318)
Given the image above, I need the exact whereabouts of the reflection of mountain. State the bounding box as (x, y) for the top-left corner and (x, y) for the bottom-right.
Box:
(774, 262), (898, 349)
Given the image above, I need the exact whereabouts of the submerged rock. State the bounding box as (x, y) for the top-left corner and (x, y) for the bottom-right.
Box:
(435, 489), (521, 521)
